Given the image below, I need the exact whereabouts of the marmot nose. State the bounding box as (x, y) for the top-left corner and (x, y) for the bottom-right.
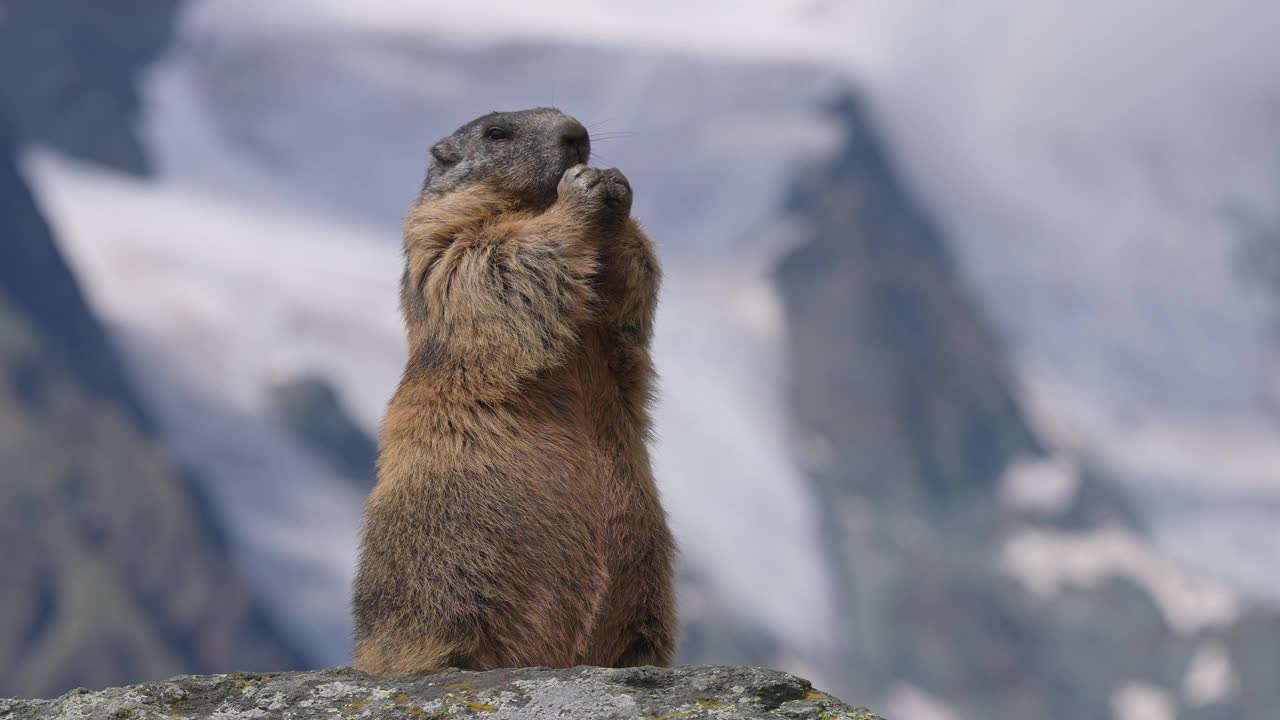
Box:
(558, 119), (590, 163)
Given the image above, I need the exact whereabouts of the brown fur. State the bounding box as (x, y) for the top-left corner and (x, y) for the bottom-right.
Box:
(352, 129), (675, 675)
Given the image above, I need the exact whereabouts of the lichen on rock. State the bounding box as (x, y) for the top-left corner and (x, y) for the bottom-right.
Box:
(1, 666), (883, 720)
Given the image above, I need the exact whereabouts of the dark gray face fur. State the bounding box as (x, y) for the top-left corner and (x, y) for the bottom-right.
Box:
(421, 107), (590, 210)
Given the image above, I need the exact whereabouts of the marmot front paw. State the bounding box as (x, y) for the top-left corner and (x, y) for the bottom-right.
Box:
(558, 165), (632, 219)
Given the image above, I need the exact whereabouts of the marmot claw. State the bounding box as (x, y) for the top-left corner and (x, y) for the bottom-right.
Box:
(559, 165), (632, 217)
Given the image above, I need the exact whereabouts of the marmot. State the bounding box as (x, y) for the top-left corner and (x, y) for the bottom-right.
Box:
(352, 108), (676, 675)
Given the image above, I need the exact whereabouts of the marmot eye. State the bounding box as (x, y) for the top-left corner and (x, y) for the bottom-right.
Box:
(485, 127), (509, 141)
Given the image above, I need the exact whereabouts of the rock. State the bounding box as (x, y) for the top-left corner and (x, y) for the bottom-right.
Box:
(0, 666), (882, 720)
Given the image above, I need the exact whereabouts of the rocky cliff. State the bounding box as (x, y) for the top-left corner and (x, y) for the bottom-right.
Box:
(0, 114), (304, 697)
(776, 91), (1279, 720)
(0, 115), (151, 431)
(0, 666), (881, 720)
(0, 0), (307, 694)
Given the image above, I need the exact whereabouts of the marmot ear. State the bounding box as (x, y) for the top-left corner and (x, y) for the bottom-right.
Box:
(431, 141), (460, 166)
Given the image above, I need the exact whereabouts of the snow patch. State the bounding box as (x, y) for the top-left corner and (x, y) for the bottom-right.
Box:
(882, 684), (961, 720)
(1182, 641), (1238, 707)
(998, 453), (1080, 515)
(20, 150), (406, 429)
(1002, 526), (1240, 635)
(1111, 683), (1176, 720)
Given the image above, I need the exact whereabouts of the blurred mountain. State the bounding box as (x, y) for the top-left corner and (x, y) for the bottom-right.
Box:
(778, 92), (1278, 720)
(1240, 217), (1280, 337)
(0, 0), (177, 431)
(779, 93), (1041, 513)
(0, 115), (303, 697)
(0, 0), (307, 696)
(268, 375), (377, 490)
(0, 0), (180, 174)
(0, 134), (151, 432)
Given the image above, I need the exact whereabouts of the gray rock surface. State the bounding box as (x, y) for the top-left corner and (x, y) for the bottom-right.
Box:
(0, 666), (882, 720)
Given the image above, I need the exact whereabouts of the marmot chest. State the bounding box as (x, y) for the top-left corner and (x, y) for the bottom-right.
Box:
(531, 325), (630, 452)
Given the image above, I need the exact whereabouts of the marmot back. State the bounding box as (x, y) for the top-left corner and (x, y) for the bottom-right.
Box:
(352, 108), (676, 674)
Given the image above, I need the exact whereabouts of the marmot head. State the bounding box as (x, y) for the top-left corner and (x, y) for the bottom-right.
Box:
(421, 108), (590, 210)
